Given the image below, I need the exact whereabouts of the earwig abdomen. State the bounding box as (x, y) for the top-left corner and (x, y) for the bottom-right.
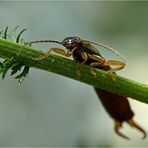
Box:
(94, 88), (134, 122)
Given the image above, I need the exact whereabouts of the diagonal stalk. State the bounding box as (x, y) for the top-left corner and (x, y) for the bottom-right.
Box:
(0, 38), (148, 103)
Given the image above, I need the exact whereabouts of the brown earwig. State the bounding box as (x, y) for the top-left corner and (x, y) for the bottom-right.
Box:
(25, 36), (146, 139)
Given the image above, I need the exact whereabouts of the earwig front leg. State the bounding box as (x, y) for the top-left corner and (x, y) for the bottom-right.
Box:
(33, 48), (73, 60)
(76, 52), (88, 76)
(103, 60), (125, 81)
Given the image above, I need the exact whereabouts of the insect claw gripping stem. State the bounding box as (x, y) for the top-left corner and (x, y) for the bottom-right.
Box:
(106, 71), (117, 81)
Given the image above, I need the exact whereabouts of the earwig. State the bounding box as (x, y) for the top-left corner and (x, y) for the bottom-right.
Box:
(25, 36), (146, 139)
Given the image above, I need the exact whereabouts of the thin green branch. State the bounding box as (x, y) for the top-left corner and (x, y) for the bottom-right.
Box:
(0, 38), (148, 103)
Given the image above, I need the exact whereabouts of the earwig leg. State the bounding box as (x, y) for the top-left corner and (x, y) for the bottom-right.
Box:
(88, 55), (125, 80)
(76, 52), (88, 76)
(127, 119), (147, 139)
(33, 48), (53, 60)
(33, 48), (72, 60)
(89, 62), (100, 77)
(88, 55), (105, 77)
(89, 62), (103, 77)
(103, 60), (125, 81)
(67, 46), (77, 55)
(114, 121), (130, 140)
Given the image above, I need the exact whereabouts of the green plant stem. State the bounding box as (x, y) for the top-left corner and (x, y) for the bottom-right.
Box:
(0, 38), (148, 103)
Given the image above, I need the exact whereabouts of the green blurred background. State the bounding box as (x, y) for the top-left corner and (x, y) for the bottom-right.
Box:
(0, 1), (148, 147)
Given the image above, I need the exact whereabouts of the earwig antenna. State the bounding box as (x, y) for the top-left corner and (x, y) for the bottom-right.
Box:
(24, 40), (62, 45)
(82, 40), (127, 62)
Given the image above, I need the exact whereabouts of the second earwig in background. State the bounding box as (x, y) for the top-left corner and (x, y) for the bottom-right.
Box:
(25, 37), (147, 139)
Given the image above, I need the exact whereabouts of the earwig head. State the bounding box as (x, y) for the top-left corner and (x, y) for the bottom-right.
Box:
(61, 36), (81, 50)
